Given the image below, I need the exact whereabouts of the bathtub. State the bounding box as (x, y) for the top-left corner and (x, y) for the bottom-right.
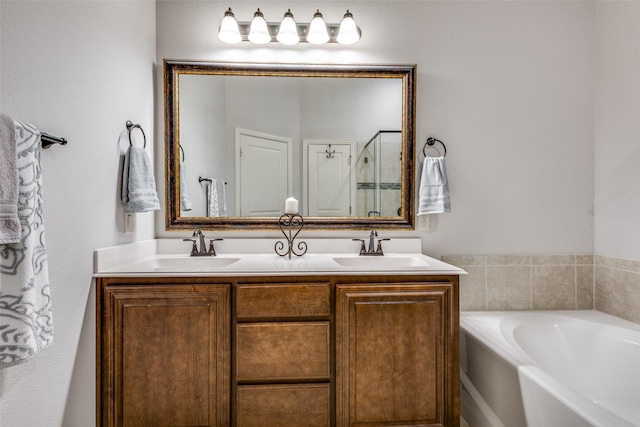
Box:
(460, 310), (640, 427)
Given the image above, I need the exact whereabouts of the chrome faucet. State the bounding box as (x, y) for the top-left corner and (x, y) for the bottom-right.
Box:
(353, 229), (390, 256)
(194, 229), (206, 253)
(368, 229), (378, 253)
(183, 229), (222, 256)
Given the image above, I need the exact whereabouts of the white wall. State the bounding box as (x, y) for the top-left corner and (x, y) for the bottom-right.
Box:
(0, 1), (155, 426)
(156, 1), (595, 259)
(594, 2), (640, 261)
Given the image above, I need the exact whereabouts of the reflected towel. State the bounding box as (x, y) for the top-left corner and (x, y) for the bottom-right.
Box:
(206, 178), (227, 217)
(0, 114), (21, 243)
(418, 156), (451, 215)
(121, 146), (160, 213)
(180, 161), (192, 212)
(0, 120), (53, 369)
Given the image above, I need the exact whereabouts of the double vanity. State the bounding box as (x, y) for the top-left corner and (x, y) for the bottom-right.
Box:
(92, 59), (463, 426)
(94, 237), (464, 427)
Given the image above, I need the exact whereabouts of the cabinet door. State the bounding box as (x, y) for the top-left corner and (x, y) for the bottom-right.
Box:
(336, 283), (458, 427)
(100, 285), (230, 427)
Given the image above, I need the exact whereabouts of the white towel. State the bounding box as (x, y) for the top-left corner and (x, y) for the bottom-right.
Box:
(206, 178), (227, 217)
(0, 114), (21, 244)
(121, 145), (160, 213)
(180, 161), (192, 212)
(0, 120), (53, 369)
(418, 156), (451, 215)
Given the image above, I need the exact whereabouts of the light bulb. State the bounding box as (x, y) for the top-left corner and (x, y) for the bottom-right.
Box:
(218, 8), (241, 44)
(307, 9), (329, 44)
(337, 10), (360, 45)
(248, 8), (271, 44)
(277, 9), (299, 45)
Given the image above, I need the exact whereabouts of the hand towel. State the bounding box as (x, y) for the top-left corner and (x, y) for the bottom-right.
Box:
(121, 145), (160, 213)
(418, 156), (451, 215)
(0, 114), (21, 244)
(180, 161), (192, 212)
(205, 178), (227, 217)
(0, 120), (53, 369)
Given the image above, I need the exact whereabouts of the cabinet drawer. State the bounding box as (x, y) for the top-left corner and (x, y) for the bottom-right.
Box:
(237, 383), (330, 427)
(236, 322), (330, 382)
(236, 283), (330, 319)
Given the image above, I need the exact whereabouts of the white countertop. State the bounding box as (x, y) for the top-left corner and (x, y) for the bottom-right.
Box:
(94, 238), (466, 277)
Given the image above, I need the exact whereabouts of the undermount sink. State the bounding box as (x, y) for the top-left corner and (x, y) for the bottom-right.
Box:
(332, 255), (430, 268)
(126, 256), (240, 272)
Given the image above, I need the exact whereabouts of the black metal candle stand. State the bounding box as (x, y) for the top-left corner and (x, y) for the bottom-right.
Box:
(275, 213), (307, 259)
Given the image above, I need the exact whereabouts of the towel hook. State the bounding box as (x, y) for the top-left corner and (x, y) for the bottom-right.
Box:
(325, 144), (335, 159)
(126, 120), (146, 148)
(422, 137), (446, 157)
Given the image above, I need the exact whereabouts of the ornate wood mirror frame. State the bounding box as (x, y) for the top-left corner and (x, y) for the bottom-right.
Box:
(164, 60), (416, 230)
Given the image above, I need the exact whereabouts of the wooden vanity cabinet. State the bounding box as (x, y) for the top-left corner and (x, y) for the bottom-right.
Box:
(336, 281), (459, 427)
(96, 278), (231, 427)
(97, 275), (459, 427)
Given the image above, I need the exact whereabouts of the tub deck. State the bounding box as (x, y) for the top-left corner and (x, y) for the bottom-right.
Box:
(460, 310), (640, 427)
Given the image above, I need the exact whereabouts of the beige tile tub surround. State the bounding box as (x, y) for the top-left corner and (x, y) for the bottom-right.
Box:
(595, 256), (640, 324)
(445, 253), (640, 324)
(442, 254), (595, 312)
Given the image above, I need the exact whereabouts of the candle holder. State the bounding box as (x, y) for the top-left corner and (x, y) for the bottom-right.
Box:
(275, 213), (307, 259)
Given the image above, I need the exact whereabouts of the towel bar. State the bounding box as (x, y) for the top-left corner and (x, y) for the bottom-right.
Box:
(199, 176), (228, 185)
(422, 137), (447, 157)
(126, 120), (146, 148)
(41, 132), (68, 149)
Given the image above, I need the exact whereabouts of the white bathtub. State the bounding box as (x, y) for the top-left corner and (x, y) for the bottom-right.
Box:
(460, 310), (640, 427)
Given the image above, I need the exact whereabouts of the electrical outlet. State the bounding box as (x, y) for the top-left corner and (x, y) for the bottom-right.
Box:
(124, 213), (135, 234)
(416, 214), (431, 230)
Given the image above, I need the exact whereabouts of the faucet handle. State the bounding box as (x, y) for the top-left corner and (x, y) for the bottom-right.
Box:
(182, 238), (198, 256)
(352, 238), (366, 255)
(208, 238), (223, 256)
(376, 238), (391, 255)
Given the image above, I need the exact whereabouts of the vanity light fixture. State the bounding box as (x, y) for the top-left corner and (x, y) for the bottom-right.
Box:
(307, 9), (329, 44)
(337, 10), (360, 45)
(276, 9), (300, 45)
(218, 7), (361, 45)
(218, 8), (242, 44)
(248, 8), (271, 44)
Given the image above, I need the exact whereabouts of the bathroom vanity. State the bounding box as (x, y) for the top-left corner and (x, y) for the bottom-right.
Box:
(94, 239), (464, 427)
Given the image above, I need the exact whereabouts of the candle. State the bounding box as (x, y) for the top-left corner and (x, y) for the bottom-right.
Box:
(284, 197), (298, 214)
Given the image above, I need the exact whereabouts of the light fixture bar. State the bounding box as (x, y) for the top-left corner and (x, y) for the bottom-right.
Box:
(233, 22), (360, 44)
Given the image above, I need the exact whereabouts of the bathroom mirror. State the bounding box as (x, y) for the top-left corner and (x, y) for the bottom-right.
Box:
(164, 60), (416, 230)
